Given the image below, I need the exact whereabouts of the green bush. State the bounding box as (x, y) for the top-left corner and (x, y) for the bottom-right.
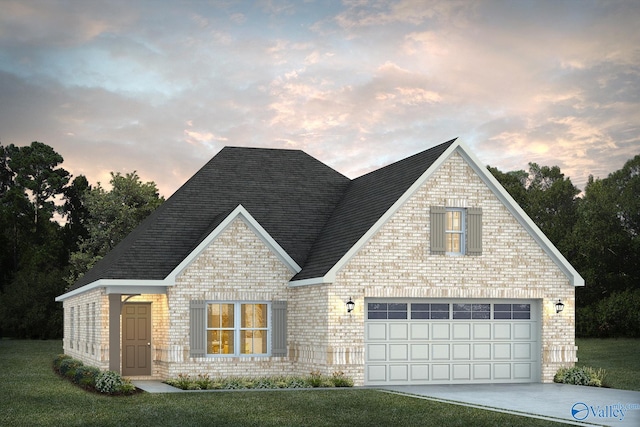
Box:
(95, 370), (127, 394)
(165, 372), (354, 390)
(577, 288), (640, 338)
(330, 371), (354, 387)
(59, 358), (84, 379)
(74, 365), (101, 388)
(52, 354), (72, 373)
(554, 366), (606, 387)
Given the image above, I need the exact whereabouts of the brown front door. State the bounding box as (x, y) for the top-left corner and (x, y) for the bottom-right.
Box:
(122, 303), (151, 376)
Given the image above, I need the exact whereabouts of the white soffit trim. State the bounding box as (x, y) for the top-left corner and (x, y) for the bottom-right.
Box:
(55, 279), (168, 302)
(167, 204), (301, 281)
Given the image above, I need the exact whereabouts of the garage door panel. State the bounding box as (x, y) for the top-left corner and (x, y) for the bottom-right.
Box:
(367, 365), (387, 382)
(389, 324), (408, 340)
(365, 299), (539, 385)
(367, 344), (386, 361)
(453, 323), (471, 340)
(432, 364), (450, 380)
(432, 344), (450, 360)
(453, 364), (471, 380)
(514, 323), (532, 340)
(410, 323), (428, 340)
(410, 344), (429, 360)
(473, 364), (491, 380)
(366, 323), (386, 340)
(411, 365), (429, 381)
(389, 365), (409, 381)
(452, 344), (470, 360)
(432, 324), (450, 340)
(493, 343), (511, 359)
(473, 323), (491, 340)
(389, 344), (408, 361)
(473, 343), (491, 359)
(514, 343), (532, 359)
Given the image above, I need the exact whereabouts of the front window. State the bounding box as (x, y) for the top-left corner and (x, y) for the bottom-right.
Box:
(446, 209), (465, 254)
(206, 302), (270, 356)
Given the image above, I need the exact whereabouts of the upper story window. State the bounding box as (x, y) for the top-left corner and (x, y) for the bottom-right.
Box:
(446, 209), (465, 255)
(430, 206), (482, 256)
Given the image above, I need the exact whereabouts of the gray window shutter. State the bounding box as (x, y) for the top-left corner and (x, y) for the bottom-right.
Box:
(271, 301), (287, 357)
(430, 206), (446, 254)
(467, 208), (482, 255)
(190, 300), (206, 358)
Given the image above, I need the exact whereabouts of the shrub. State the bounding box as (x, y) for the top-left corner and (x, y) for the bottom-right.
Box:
(554, 366), (606, 387)
(74, 365), (101, 387)
(308, 370), (331, 387)
(578, 288), (640, 338)
(53, 354), (72, 373)
(331, 371), (354, 387)
(95, 370), (125, 394)
(59, 358), (83, 379)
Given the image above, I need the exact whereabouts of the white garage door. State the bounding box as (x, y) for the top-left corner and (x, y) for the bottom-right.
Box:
(365, 299), (539, 385)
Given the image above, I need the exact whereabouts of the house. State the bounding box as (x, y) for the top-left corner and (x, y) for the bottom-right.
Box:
(55, 139), (584, 385)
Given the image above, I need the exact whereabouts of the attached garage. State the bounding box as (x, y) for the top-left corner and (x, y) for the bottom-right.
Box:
(365, 299), (540, 385)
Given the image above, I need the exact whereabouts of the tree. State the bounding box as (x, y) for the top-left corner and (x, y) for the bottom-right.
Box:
(571, 155), (640, 307)
(488, 162), (580, 254)
(6, 141), (70, 226)
(67, 171), (164, 284)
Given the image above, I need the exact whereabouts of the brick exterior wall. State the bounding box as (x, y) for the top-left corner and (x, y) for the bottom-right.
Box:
(61, 288), (109, 370)
(61, 150), (577, 384)
(323, 152), (576, 384)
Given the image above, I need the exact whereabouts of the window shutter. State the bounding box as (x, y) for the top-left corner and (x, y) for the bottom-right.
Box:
(467, 208), (482, 255)
(430, 206), (446, 254)
(271, 301), (287, 357)
(190, 300), (206, 358)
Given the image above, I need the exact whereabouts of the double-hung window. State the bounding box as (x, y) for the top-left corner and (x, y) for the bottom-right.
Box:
(430, 206), (482, 256)
(206, 302), (269, 356)
(446, 208), (465, 255)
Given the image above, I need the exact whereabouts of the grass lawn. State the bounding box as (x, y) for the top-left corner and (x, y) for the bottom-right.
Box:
(576, 338), (640, 391)
(0, 340), (568, 427)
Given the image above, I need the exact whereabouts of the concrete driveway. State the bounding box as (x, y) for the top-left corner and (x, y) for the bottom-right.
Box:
(379, 383), (640, 426)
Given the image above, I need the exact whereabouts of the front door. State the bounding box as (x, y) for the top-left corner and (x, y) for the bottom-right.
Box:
(122, 303), (151, 376)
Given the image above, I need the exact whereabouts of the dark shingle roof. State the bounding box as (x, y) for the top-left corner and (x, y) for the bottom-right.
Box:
(69, 140), (455, 291)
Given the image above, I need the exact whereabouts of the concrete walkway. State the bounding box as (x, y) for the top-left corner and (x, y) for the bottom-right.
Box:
(132, 380), (184, 393)
(379, 383), (640, 426)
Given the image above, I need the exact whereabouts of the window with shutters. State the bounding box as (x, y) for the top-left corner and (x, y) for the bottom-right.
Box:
(430, 206), (482, 256)
(187, 301), (279, 357)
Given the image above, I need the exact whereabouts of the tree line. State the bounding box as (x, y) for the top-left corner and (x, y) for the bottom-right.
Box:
(0, 141), (163, 338)
(0, 141), (638, 338)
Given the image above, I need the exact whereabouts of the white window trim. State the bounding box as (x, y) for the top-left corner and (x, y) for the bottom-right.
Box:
(205, 302), (272, 358)
(446, 208), (466, 255)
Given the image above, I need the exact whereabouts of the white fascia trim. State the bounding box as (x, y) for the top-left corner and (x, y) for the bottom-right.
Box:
(55, 279), (168, 302)
(456, 143), (585, 287)
(166, 204), (301, 282)
(320, 140), (584, 287)
(321, 141), (461, 284)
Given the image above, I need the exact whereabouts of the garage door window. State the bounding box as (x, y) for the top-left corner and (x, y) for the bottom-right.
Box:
(410, 303), (450, 319)
(453, 303), (490, 319)
(494, 303), (531, 319)
(368, 303), (407, 319)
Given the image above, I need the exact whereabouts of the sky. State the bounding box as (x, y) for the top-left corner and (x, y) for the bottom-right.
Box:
(1, 0), (639, 199)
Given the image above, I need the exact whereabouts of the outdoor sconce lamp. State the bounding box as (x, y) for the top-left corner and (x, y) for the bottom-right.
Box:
(346, 297), (355, 313)
(555, 299), (565, 314)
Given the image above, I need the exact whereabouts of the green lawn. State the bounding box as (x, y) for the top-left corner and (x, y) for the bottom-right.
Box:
(0, 340), (568, 427)
(576, 338), (640, 391)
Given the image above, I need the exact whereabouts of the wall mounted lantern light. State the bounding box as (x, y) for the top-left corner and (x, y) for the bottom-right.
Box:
(346, 297), (355, 313)
(555, 299), (565, 314)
